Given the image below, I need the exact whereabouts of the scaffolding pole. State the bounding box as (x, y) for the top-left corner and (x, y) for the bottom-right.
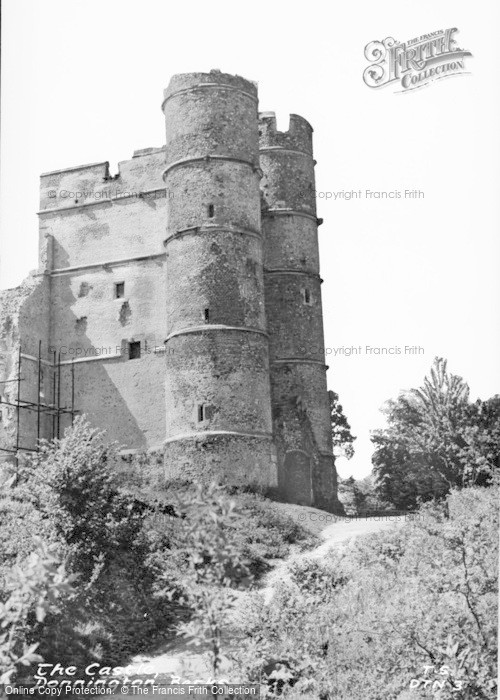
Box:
(71, 360), (75, 427)
(56, 351), (61, 439)
(15, 347), (21, 452)
(37, 340), (42, 450)
(0, 343), (78, 458)
(51, 350), (56, 440)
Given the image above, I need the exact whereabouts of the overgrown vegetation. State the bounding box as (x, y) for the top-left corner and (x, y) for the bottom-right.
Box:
(0, 418), (315, 684)
(0, 540), (75, 684)
(233, 486), (498, 699)
(0, 419), (169, 680)
(119, 453), (316, 585)
(161, 484), (254, 676)
(1, 356), (498, 696)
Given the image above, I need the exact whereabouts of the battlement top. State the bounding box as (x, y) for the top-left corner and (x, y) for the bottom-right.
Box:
(259, 112), (313, 155)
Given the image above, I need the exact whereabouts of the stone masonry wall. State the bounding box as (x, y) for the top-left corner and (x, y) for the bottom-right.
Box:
(0, 71), (340, 510)
(36, 148), (169, 452)
(162, 70), (276, 489)
(259, 112), (342, 512)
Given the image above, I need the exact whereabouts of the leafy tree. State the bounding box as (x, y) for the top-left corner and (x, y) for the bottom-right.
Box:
(460, 395), (500, 485)
(338, 475), (390, 515)
(337, 477), (367, 515)
(371, 395), (450, 509)
(372, 358), (499, 508)
(329, 390), (356, 460)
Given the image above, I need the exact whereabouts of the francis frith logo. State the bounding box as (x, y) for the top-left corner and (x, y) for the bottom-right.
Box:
(363, 28), (472, 92)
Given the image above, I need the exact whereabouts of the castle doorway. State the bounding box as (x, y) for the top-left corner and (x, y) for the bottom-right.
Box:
(283, 450), (312, 506)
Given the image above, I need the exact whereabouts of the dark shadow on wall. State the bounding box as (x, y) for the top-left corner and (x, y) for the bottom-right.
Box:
(271, 367), (342, 513)
(283, 449), (312, 506)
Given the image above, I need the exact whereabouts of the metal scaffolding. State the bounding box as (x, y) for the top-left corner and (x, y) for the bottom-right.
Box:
(0, 341), (77, 456)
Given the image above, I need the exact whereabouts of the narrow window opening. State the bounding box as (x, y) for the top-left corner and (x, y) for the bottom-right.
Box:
(208, 204), (214, 218)
(115, 282), (125, 299)
(204, 308), (210, 323)
(304, 288), (311, 304)
(198, 404), (204, 422)
(129, 341), (141, 360)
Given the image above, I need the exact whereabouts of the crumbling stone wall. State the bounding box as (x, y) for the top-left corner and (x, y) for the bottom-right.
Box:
(0, 274), (50, 460)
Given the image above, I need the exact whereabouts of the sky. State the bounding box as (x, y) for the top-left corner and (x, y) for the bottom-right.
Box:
(1, 0), (499, 478)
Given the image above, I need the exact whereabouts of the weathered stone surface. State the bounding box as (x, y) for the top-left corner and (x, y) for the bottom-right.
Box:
(259, 107), (342, 512)
(0, 71), (342, 512)
(0, 274), (50, 459)
(162, 70), (276, 491)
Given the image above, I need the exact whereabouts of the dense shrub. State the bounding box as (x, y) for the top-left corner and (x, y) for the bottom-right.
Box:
(0, 540), (75, 684)
(0, 421), (317, 681)
(0, 418), (170, 676)
(139, 482), (317, 587)
(234, 486), (498, 699)
(159, 483), (255, 675)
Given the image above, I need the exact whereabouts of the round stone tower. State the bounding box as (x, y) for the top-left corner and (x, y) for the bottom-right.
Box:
(259, 112), (340, 511)
(161, 71), (277, 488)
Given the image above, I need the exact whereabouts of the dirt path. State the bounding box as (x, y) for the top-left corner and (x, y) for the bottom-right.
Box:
(260, 506), (405, 602)
(125, 507), (405, 679)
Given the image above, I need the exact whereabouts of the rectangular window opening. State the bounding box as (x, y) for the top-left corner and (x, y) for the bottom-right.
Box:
(208, 204), (214, 218)
(115, 282), (125, 299)
(204, 308), (210, 322)
(129, 341), (141, 360)
(304, 288), (311, 304)
(198, 404), (204, 422)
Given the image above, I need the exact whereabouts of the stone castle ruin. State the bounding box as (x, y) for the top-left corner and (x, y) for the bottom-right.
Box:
(0, 70), (342, 512)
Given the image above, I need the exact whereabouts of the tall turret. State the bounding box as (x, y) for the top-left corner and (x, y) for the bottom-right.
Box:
(162, 71), (277, 487)
(259, 112), (340, 511)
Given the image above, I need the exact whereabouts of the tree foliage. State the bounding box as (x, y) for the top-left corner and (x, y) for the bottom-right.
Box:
(371, 358), (499, 509)
(0, 417), (166, 675)
(0, 540), (75, 685)
(329, 390), (356, 460)
(337, 474), (390, 516)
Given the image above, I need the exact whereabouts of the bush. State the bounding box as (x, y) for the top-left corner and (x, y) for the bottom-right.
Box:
(234, 486), (498, 699)
(130, 479), (318, 676)
(0, 425), (318, 682)
(163, 483), (254, 675)
(137, 480), (318, 587)
(0, 540), (75, 684)
(0, 418), (171, 676)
